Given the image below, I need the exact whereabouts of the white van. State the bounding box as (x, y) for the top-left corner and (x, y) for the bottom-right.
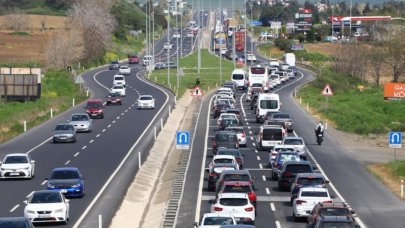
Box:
(142, 55), (152, 66)
(269, 59), (280, 68)
(231, 69), (246, 90)
(256, 125), (285, 150)
(256, 93), (280, 123)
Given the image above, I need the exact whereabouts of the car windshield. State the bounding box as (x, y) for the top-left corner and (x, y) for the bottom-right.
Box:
(232, 74), (244, 80)
(4, 156), (28, 164)
(285, 164), (312, 173)
(203, 217), (234, 225)
(297, 177), (324, 185)
(55, 125), (72, 131)
(320, 208), (350, 216)
(215, 133), (237, 142)
(301, 191), (328, 197)
(260, 100), (278, 109)
(222, 119), (237, 125)
(108, 93), (120, 98)
(30, 192), (62, 204)
(114, 76), (124, 81)
(279, 154), (300, 162)
(262, 129), (283, 140)
(219, 198), (248, 206)
(215, 159), (233, 164)
(140, 96), (153, 100)
(284, 139), (303, 145)
(223, 185), (251, 193)
(71, 115), (88, 121)
(319, 222), (355, 228)
(87, 102), (102, 109)
(50, 170), (80, 179)
(223, 174), (250, 182)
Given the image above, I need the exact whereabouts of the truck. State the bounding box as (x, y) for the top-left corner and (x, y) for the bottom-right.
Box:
(0, 68), (41, 101)
(234, 31), (245, 52)
(283, 53), (296, 67)
(214, 32), (227, 51)
(224, 18), (237, 37)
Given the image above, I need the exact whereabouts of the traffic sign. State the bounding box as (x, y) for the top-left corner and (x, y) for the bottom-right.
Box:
(321, 84), (334, 96)
(176, 131), (190, 149)
(389, 132), (402, 148)
(192, 86), (203, 97)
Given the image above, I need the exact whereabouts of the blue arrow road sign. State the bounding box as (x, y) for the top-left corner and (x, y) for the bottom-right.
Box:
(389, 132), (402, 148)
(176, 131), (190, 149)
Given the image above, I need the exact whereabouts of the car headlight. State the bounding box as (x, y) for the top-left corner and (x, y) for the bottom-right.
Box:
(72, 183), (81, 188)
(54, 208), (64, 213)
(26, 210), (35, 214)
(24, 166), (30, 170)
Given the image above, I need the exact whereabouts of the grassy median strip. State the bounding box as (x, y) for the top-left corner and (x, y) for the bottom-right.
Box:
(0, 70), (87, 143)
(149, 49), (235, 97)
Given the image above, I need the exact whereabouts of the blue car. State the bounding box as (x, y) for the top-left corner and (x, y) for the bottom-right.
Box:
(46, 167), (85, 198)
(271, 152), (301, 180)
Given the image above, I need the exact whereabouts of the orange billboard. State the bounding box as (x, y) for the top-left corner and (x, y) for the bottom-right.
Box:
(384, 83), (405, 100)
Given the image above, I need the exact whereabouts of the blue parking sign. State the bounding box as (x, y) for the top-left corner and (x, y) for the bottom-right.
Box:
(176, 131), (190, 149)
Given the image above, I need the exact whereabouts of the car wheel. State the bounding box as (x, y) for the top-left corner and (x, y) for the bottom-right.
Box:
(271, 172), (277, 181)
(119, 102), (122, 105)
(100, 114), (104, 119)
(292, 212), (297, 222)
(53, 138), (57, 144)
(73, 137), (77, 143)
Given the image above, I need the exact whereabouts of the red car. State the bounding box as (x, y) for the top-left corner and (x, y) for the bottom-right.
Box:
(106, 92), (123, 105)
(85, 99), (104, 119)
(128, 55), (140, 64)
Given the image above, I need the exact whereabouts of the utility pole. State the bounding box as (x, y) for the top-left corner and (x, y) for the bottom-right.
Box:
(219, 0), (222, 84)
(167, 3), (170, 86)
(250, 1), (253, 56)
(152, 1), (155, 67)
(349, 0), (352, 37)
(176, 1), (180, 89)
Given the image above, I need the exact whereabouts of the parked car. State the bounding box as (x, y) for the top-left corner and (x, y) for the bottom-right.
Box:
(307, 202), (356, 228)
(85, 99), (104, 119)
(212, 131), (239, 155)
(194, 213), (237, 228)
(109, 61), (120, 70)
(0, 217), (34, 227)
(207, 163), (238, 191)
(290, 173), (329, 203)
(52, 123), (76, 143)
(24, 190), (69, 224)
(292, 188), (333, 222)
(216, 148), (244, 169)
(111, 85), (126, 96)
(46, 167), (85, 198)
(270, 152), (301, 180)
(210, 193), (255, 225)
(0, 153), (35, 179)
(277, 161), (315, 191)
(118, 65), (131, 75)
(128, 55), (140, 64)
(106, 92), (123, 105)
(69, 113), (92, 132)
(137, 95), (155, 109)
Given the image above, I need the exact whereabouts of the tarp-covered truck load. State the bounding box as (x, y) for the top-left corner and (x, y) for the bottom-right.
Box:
(0, 68), (41, 101)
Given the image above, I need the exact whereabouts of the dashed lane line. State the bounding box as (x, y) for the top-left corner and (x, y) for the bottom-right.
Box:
(41, 180), (47, 185)
(89, 140), (94, 144)
(262, 175), (266, 181)
(96, 134), (100, 138)
(74, 152), (80, 157)
(82, 146), (87, 150)
(266, 188), (270, 195)
(10, 204), (20, 213)
(276, 221), (281, 228)
(270, 203), (276, 211)
(26, 191), (34, 198)
(259, 164), (263, 169)
(256, 156), (261, 161)
(65, 160), (70, 165)
(102, 129), (107, 132)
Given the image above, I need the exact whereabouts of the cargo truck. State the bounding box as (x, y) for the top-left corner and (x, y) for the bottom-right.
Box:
(234, 31), (245, 52)
(0, 68), (41, 101)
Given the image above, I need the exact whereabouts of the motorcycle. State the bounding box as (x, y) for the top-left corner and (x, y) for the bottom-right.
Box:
(316, 132), (324, 145)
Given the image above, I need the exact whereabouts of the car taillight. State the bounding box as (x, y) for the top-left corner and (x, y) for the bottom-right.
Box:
(209, 173), (217, 177)
(236, 158), (242, 164)
(296, 200), (307, 205)
(260, 133), (263, 140)
(245, 207), (254, 212)
(214, 207), (223, 211)
(248, 192), (256, 202)
(282, 172), (292, 177)
(322, 200), (333, 203)
(271, 152), (278, 156)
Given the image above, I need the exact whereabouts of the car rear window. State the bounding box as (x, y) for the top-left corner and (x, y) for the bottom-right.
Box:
(260, 100), (278, 109)
(223, 174), (250, 182)
(319, 222), (355, 228)
(285, 164), (312, 173)
(223, 185), (251, 193)
(115, 76), (124, 80)
(297, 177), (325, 185)
(215, 158), (234, 164)
(301, 191), (328, 197)
(284, 139), (303, 145)
(226, 110), (240, 115)
(262, 128), (283, 140)
(232, 74), (244, 80)
(273, 114), (290, 119)
(215, 133), (237, 142)
(320, 208), (350, 216)
(219, 198), (248, 206)
(140, 96), (152, 100)
(203, 217), (234, 225)
(217, 150), (239, 157)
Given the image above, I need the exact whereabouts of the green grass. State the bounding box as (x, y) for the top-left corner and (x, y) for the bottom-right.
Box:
(294, 50), (334, 62)
(149, 49), (235, 98)
(10, 31), (30, 36)
(384, 161), (405, 178)
(0, 70), (87, 143)
(297, 68), (405, 135)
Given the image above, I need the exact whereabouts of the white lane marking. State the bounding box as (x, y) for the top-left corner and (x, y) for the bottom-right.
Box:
(65, 160), (70, 165)
(26, 137), (53, 154)
(89, 140), (94, 144)
(116, 116), (120, 119)
(275, 221), (281, 228)
(92, 69), (111, 92)
(74, 152), (80, 157)
(73, 67), (171, 228)
(248, 126), (251, 129)
(259, 163), (263, 169)
(10, 204), (20, 213)
(266, 188), (270, 195)
(270, 203), (276, 211)
(102, 129), (107, 132)
(112, 120), (116, 123)
(41, 180), (47, 185)
(240, 93), (246, 117)
(96, 134), (100, 138)
(82, 146), (87, 150)
(255, 149), (258, 153)
(132, 104), (135, 107)
(26, 191), (34, 198)
(262, 175), (266, 181)
(252, 142), (256, 147)
(250, 136), (254, 140)
(256, 156), (261, 161)
(249, 131), (252, 135)
(121, 113), (125, 116)
(125, 110), (128, 113)
(246, 122), (249, 125)
(128, 107), (132, 110)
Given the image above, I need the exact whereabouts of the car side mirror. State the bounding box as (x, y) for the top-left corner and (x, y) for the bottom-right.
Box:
(66, 199), (70, 203)
(23, 200), (28, 205)
(325, 180), (330, 184)
(31, 160), (35, 164)
(351, 210), (355, 214)
(306, 210), (311, 214)
(44, 178), (49, 180)
(205, 168), (209, 173)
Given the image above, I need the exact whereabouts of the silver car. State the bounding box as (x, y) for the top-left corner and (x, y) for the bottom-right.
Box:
(69, 113), (92, 132)
(53, 123), (76, 143)
(282, 136), (307, 159)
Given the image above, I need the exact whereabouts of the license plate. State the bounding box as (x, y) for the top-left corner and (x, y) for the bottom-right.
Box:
(60, 189), (68, 193)
(38, 214), (51, 218)
(9, 172), (19, 176)
(91, 114), (97, 116)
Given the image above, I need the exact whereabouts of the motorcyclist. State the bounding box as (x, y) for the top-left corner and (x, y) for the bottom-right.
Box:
(315, 121), (325, 137)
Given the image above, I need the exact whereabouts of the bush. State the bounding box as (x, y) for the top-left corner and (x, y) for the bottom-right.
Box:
(103, 52), (119, 64)
(274, 38), (293, 52)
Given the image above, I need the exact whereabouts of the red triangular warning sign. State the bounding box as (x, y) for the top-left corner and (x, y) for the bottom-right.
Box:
(192, 86), (203, 97)
(321, 83), (334, 96)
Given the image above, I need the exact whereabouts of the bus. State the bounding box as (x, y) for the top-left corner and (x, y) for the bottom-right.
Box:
(214, 32), (227, 51)
(248, 65), (270, 92)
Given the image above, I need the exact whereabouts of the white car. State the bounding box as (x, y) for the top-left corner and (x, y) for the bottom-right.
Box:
(0, 153), (35, 179)
(137, 95), (155, 109)
(24, 190), (69, 224)
(111, 85), (126, 96)
(292, 188), (333, 222)
(173, 32), (181, 39)
(210, 193), (255, 225)
(118, 65), (131, 75)
(208, 155), (239, 171)
(187, 32), (194, 38)
(195, 212), (237, 227)
(217, 113), (238, 125)
(164, 43), (174, 49)
(113, 75), (126, 87)
(282, 136), (307, 158)
(246, 54), (257, 62)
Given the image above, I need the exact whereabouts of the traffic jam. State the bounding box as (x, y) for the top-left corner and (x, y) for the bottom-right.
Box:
(194, 61), (361, 227)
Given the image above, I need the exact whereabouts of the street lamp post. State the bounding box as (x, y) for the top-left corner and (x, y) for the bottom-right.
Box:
(219, 0), (222, 84)
(250, 2), (253, 56)
(167, 3), (170, 86)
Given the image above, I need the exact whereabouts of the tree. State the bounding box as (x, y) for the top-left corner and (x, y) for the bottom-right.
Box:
(46, 30), (83, 69)
(386, 31), (405, 82)
(305, 28), (316, 43)
(367, 47), (386, 86)
(4, 13), (28, 32)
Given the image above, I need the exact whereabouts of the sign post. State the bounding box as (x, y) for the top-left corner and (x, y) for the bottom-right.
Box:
(321, 84), (334, 111)
(176, 131), (190, 149)
(389, 132), (402, 161)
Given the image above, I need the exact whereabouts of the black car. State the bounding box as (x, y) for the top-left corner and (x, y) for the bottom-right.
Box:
(290, 173), (329, 203)
(207, 163), (238, 191)
(109, 61), (120, 70)
(250, 93), (259, 110)
(216, 169), (255, 192)
(0, 217), (34, 228)
(277, 161), (315, 191)
(213, 103), (232, 119)
(212, 131), (239, 155)
(106, 92), (123, 105)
